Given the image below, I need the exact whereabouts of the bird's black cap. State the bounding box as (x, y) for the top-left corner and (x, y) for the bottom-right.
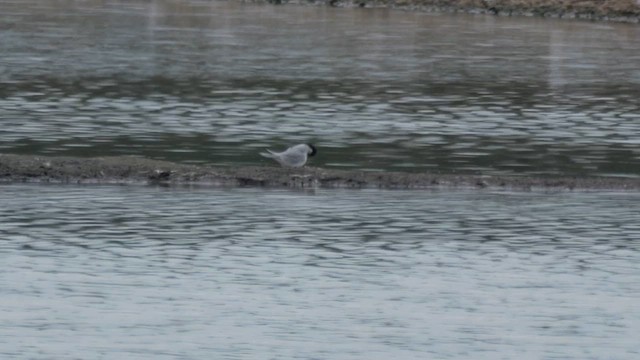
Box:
(307, 144), (317, 157)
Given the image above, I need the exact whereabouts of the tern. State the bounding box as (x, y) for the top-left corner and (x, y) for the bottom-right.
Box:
(260, 143), (317, 167)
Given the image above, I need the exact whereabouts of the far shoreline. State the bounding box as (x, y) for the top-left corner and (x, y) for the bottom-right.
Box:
(246, 0), (640, 23)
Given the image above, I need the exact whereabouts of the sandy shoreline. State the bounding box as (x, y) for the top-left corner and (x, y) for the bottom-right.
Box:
(249, 0), (640, 23)
(1, 153), (638, 191)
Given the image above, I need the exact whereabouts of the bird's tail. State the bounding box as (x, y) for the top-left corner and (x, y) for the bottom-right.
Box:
(259, 149), (276, 158)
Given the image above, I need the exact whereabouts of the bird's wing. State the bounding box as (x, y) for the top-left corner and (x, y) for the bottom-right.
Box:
(279, 148), (306, 167)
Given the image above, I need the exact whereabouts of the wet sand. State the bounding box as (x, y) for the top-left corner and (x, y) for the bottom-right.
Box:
(2, 153), (638, 191)
(255, 0), (640, 23)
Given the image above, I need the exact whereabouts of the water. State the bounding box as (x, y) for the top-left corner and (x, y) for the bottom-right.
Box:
(1, 0), (640, 176)
(1, 184), (639, 359)
(1, 2), (640, 358)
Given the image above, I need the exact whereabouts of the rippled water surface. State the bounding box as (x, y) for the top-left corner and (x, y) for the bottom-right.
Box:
(1, 0), (640, 176)
(2, 3), (639, 358)
(1, 184), (639, 359)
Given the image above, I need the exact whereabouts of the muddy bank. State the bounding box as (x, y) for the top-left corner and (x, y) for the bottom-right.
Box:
(253, 0), (640, 23)
(1, 153), (639, 191)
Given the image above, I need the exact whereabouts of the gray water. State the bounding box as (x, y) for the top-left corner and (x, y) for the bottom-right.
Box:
(1, 0), (640, 176)
(1, 184), (639, 359)
(2, 2), (640, 359)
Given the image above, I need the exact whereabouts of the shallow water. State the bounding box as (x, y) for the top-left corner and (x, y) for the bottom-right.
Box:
(1, 0), (640, 176)
(1, 184), (639, 359)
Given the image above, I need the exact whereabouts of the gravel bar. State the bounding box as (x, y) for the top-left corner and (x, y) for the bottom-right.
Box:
(252, 0), (640, 23)
(2, 153), (639, 191)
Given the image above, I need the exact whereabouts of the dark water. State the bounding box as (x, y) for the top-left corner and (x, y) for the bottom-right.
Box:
(1, 184), (639, 359)
(1, 0), (639, 176)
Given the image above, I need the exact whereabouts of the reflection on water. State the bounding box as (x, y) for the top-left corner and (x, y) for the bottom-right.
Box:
(1, 184), (639, 359)
(0, 1), (639, 176)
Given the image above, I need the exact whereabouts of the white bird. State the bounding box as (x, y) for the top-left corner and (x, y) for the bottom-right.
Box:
(260, 143), (317, 167)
